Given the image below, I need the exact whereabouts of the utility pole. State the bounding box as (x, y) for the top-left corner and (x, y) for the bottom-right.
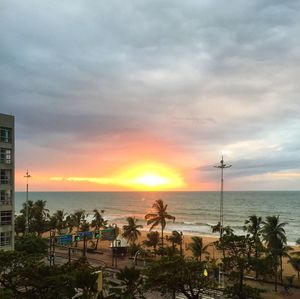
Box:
(24, 170), (31, 234)
(214, 156), (231, 238)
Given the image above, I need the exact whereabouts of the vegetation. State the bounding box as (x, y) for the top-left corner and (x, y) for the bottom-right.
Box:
(145, 255), (215, 299)
(261, 215), (287, 291)
(114, 266), (145, 299)
(10, 198), (300, 299)
(91, 209), (107, 250)
(188, 236), (209, 261)
(15, 233), (48, 255)
(142, 231), (160, 254)
(0, 252), (100, 299)
(145, 199), (175, 247)
(167, 230), (183, 255)
(122, 217), (143, 245)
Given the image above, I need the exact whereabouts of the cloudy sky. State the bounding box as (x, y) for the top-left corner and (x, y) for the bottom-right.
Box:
(1, 0), (300, 191)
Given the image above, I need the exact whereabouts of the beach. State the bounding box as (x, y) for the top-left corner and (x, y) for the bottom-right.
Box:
(66, 229), (300, 281)
(16, 191), (300, 244)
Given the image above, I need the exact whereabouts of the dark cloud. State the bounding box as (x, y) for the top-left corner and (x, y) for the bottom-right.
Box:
(1, 0), (300, 189)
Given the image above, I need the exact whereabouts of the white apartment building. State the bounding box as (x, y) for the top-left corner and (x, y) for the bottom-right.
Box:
(0, 113), (14, 250)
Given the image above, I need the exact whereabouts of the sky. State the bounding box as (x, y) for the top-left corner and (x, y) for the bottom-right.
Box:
(1, 0), (300, 191)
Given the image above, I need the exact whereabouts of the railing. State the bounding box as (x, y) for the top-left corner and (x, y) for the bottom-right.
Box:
(0, 159), (11, 164)
(0, 178), (10, 184)
(0, 199), (12, 206)
(0, 220), (12, 225)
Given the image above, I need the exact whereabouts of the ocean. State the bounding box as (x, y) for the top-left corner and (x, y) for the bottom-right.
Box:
(15, 191), (300, 244)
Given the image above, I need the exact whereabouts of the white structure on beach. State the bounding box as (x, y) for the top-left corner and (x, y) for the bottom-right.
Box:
(0, 113), (15, 251)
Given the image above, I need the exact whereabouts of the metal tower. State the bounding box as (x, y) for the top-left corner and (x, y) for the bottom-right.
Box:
(24, 170), (31, 234)
(214, 156), (231, 238)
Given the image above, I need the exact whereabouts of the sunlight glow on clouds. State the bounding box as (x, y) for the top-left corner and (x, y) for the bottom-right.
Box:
(50, 163), (186, 190)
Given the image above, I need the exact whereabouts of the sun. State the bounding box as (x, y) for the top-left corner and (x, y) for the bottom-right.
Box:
(133, 173), (170, 187)
(117, 162), (186, 190)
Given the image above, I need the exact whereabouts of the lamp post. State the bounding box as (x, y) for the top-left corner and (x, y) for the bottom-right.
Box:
(214, 156), (231, 238)
(24, 170), (31, 234)
(214, 156), (231, 289)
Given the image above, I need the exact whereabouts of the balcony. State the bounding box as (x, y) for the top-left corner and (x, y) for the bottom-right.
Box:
(0, 199), (12, 205)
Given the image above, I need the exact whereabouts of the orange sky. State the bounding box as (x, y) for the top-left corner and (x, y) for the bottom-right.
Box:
(15, 133), (216, 191)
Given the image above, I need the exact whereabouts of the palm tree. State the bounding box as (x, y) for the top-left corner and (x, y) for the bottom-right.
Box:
(244, 215), (263, 279)
(72, 209), (86, 233)
(115, 266), (144, 298)
(145, 199), (175, 247)
(66, 215), (75, 233)
(261, 215), (287, 291)
(32, 200), (50, 236)
(52, 209), (67, 234)
(67, 210), (86, 247)
(188, 236), (209, 261)
(167, 231), (183, 255)
(91, 209), (107, 250)
(20, 200), (34, 232)
(143, 231), (160, 254)
(122, 217), (143, 245)
(278, 242), (292, 282)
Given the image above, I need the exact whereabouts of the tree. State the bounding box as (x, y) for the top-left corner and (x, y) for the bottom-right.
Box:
(218, 230), (256, 298)
(188, 236), (209, 261)
(19, 200), (50, 236)
(20, 199), (34, 232)
(145, 255), (215, 299)
(278, 242), (292, 282)
(261, 215), (287, 291)
(15, 233), (48, 255)
(243, 215), (263, 279)
(0, 251), (100, 299)
(52, 209), (67, 234)
(31, 200), (50, 236)
(122, 217), (143, 245)
(114, 266), (145, 299)
(67, 210), (86, 247)
(15, 214), (26, 236)
(167, 231), (183, 255)
(67, 258), (100, 299)
(91, 209), (107, 250)
(145, 199), (175, 247)
(143, 231), (160, 254)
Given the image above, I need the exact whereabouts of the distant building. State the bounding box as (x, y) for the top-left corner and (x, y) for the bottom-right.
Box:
(0, 113), (14, 250)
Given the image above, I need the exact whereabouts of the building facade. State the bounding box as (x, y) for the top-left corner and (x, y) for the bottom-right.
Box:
(0, 113), (14, 250)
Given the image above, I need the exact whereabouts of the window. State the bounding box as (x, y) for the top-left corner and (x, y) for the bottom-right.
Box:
(0, 170), (11, 184)
(0, 190), (11, 205)
(0, 148), (12, 164)
(0, 232), (11, 247)
(0, 127), (12, 143)
(0, 211), (12, 225)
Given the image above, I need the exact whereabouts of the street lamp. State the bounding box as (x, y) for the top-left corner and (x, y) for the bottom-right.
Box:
(24, 170), (31, 234)
(214, 156), (231, 289)
(214, 156), (231, 238)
